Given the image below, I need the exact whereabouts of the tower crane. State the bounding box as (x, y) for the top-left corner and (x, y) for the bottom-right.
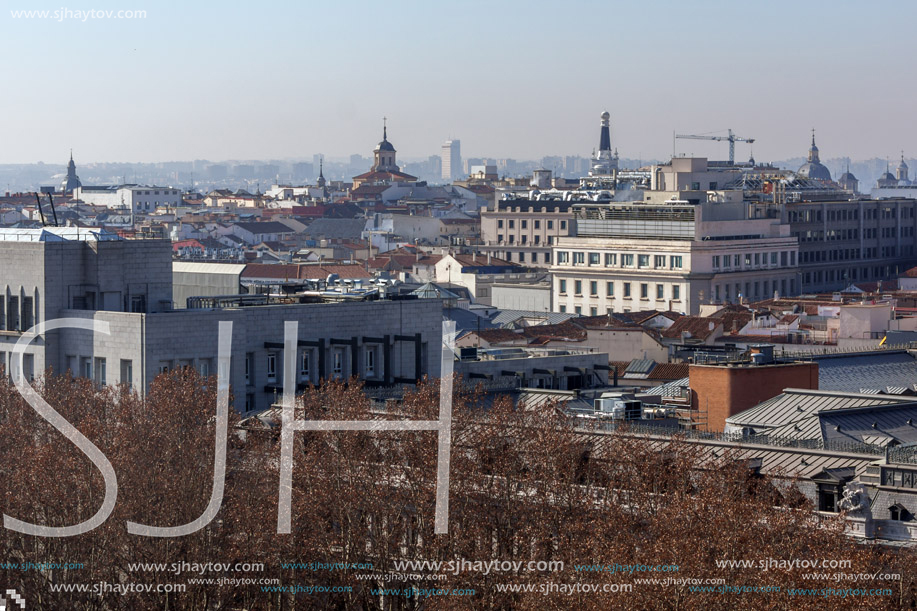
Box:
(675, 129), (755, 165)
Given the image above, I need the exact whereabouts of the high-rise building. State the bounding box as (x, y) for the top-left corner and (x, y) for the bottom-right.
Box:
(442, 139), (461, 181)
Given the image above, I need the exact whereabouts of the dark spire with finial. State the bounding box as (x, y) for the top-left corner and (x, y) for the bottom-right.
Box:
(317, 156), (326, 187)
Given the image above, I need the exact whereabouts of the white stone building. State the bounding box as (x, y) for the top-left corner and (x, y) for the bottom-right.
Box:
(551, 200), (799, 315)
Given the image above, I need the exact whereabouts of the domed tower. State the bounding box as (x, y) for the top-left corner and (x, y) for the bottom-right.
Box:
(590, 110), (618, 176)
(61, 149), (82, 193)
(838, 162), (858, 193)
(897, 152), (909, 184)
(877, 158), (897, 188)
(371, 118), (399, 173)
(796, 129), (831, 181)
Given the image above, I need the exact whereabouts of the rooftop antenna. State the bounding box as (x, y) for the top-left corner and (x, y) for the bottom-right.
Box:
(46, 192), (59, 227)
(33, 192), (47, 226)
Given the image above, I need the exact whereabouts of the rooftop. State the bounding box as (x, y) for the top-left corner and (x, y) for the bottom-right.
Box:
(0, 227), (123, 242)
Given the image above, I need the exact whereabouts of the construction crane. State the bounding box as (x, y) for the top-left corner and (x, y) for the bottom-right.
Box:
(674, 129), (755, 165)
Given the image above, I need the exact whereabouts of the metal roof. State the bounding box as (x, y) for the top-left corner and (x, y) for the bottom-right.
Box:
(640, 377), (690, 396)
(491, 309), (578, 328)
(816, 351), (917, 393)
(727, 388), (914, 430)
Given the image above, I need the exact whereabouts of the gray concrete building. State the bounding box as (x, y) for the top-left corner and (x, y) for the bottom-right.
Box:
(0, 228), (443, 413)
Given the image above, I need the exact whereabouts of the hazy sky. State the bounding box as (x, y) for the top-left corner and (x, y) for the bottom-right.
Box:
(2, 0), (915, 165)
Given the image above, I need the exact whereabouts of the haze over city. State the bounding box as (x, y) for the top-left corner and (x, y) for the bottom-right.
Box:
(4, 0), (916, 164)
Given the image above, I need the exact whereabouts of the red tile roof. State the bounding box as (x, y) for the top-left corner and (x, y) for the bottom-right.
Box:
(646, 362), (689, 380)
(660, 316), (722, 341)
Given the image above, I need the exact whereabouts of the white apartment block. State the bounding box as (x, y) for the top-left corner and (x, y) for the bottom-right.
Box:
(551, 200), (799, 315)
(75, 184), (182, 213)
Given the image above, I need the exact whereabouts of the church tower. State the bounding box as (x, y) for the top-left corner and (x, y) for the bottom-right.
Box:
(371, 118), (399, 173)
(897, 152), (909, 183)
(61, 150), (82, 193)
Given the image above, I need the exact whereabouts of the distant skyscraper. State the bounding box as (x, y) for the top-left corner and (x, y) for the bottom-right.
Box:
(442, 139), (461, 181)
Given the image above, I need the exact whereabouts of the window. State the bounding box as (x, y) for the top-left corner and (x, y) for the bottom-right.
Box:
(770, 252), (777, 265)
(94, 357), (107, 386)
(559, 305), (566, 313)
(573, 252), (585, 265)
(673, 285), (681, 300)
(547, 220), (554, 229)
(691, 182), (700, 190)
(588, 252), (600, 265)
(712, 255), (720, 269)
(245, 352), (253, 384)
(544, 252), (551, 263)
(590, 307), (597, 316)
(120, 359), (133, 386)
(654, 255), (666, 268)
(508, 220), (515, 229)
(754, 253), (760, 266)
(534, 235), (540, 244)
(744, 254), (752, 267)
(0, 299), (4, 331)
(158, 361), (171, 375)
(508, 235), (514, 244)
(574, 280), (582, 295)
(559, 279), (567, 293)
(558, 251), (569, 264)
(22, 296), (33, 331)
(300, 351), (311, 379)
(534, 220), (540, 229)
(640, 283), (648, 299)
(267, 353), (277, 382)
(23, 354), (34, 382)
(82, 357), (93, 379)
(623, 283), (631, 297)
(560, 220), (567, 230)
(574, 306), (582, 315)
(520, 235), (527, 244)
(638, 254), (649, 268)
(590, 281), (598, 296)
(365, 348), (375, 376)
(333, 350), (344, 378)
(606, 282), (614, 297)
(197, 359), (210, 377)
(605, 253), (617, 266)
(670, 256), (683, 269)
(521, 220), (527, 229)
(723, 256), (731, 268)
(7, 296), (18, 331)
(622, 254), (634, 267)
(497, 234), (504, 243)
(498, 219), (504, 228)
(656, 284), (664, 299)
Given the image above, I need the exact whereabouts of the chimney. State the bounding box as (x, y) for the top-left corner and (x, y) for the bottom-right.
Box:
(487, 252), (492, 264)
(472, 251), (477, 262)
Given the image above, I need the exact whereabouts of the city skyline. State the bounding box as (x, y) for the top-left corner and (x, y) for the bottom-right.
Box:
(3, 0), (916, 164)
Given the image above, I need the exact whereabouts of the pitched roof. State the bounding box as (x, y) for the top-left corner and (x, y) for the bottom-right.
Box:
(660, 316), (722, 340)
(726, 388), (914, 430)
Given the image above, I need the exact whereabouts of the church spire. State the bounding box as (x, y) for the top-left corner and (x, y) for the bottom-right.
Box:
(317, 156), (326, 187)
